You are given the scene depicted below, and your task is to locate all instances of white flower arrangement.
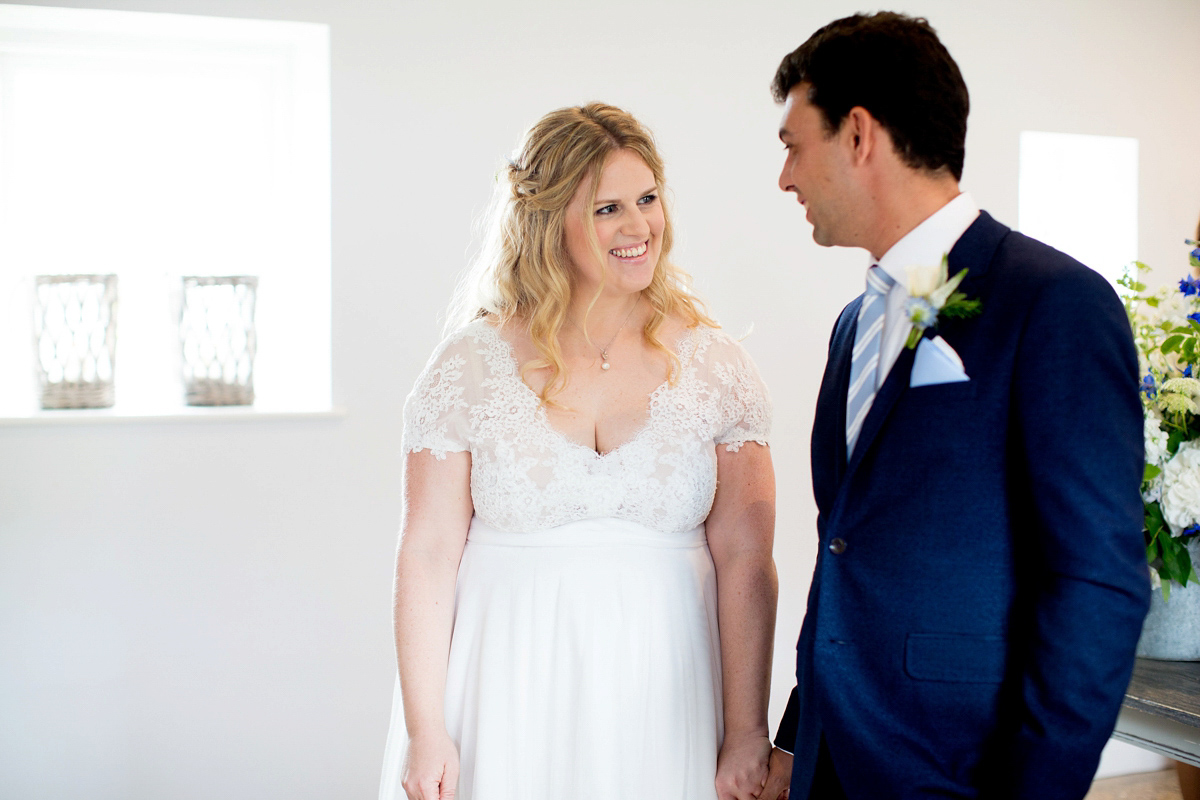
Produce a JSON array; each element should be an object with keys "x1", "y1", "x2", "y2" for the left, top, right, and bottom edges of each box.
[
  {"x1": 1143, "y1": 413, "x2": 1169, "y2": 504},
  {"x1": 1122, "y1": 239, "x2": 1200, "y2": 598},
  {"x1": 1161, "y1": 440, "x2": 1200, "y2": 534}
]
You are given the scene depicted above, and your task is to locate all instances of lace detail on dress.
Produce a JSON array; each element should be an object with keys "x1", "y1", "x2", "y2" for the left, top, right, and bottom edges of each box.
[
  {"x1": 402, "y1": 348, "x2": 469, "y2": 461},
  {"x1": 713, "y1": 357, "x2": 773, "y2": 452},
  {"x1": 402, "y1": 319, "x2": 772, "y2": 533}
]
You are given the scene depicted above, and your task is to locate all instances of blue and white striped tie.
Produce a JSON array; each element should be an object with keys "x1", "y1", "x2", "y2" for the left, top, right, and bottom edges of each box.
[{"x1": 846, "y1": 265, "x2": 895, "y2": 457}]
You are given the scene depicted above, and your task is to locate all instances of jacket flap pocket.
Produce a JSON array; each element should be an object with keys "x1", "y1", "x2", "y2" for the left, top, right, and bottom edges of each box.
[{"x1": 905, "y1": 633, "x2": 1006, "y2": 683}]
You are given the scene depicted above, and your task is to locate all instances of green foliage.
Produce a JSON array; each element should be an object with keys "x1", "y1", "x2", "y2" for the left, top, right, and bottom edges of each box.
[
  {"x1": 940, "y1": 294, "x2": 983, "y2": 319},
  {"x1": 1125, "y1": 254, "x2": 1200, "y2": 599},
  {"x1": 1162, "y1": 334, "x2": 1185, "y2": 354},
  {"x1": 1142, "y1": 502, "x2": 1197, "y2": 602}
]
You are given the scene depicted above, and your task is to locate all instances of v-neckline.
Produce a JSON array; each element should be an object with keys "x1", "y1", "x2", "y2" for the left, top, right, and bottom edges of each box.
[{"x1": 480, "y1": 321, "x2": 695, "y2": 459}]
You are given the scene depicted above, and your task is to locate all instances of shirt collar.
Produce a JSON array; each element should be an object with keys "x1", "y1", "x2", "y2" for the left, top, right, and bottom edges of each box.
[{"x1": 874, "y1": 192, "x2": 980, "y2": 292}]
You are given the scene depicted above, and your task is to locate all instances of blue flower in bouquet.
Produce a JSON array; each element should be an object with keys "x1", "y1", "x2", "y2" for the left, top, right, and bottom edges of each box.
[{"x1": 1128, "y1": 241, "x2": 1200, "y2": 595}]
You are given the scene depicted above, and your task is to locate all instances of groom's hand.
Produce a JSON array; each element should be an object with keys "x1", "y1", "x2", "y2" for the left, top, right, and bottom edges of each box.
[
  {"x1": 759, "y1": 747, "x2": 793, "y2": 800},
  {"x1": 715, "y1": 730, "x2": 772, "y2": 799}
]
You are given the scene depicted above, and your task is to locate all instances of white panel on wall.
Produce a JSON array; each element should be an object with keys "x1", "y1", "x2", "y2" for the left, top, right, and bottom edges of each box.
[
  {"x1": 1018, "y1": 131, "x2": 1138, "y2": 286},
  {"x1": 0, "y1": 4, "x2": 331, "y2": 416}
]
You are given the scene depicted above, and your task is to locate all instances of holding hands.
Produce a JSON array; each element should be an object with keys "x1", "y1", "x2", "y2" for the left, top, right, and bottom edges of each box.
[
  {"x1": 758, "y1": 747, "x2": 793, "y2": 800},
  {"x1": 402, "y1": 731, "x2": 459, "y2": 800},
  {"x1": 715, "y1": 735, "x2": 793, "y2": 800},
  {"x1": 714, "y1": 731, "x2": 772, "y2": 800}
]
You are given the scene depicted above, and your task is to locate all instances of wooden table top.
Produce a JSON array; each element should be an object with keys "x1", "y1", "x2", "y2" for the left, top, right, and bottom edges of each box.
[{"x1": 1123, "y1": 658, "x2": 1200, "y2": 729}]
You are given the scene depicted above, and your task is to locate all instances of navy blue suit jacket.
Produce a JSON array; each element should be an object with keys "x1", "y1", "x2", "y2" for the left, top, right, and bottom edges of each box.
[{"x1": 775, "y1": 212, "x2": 1150, "y2": 799}]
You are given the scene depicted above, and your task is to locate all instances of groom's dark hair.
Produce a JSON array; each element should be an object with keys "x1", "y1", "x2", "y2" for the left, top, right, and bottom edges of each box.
[{"x1": 772, "y1": 12, "x2": 969, "y2": 181}]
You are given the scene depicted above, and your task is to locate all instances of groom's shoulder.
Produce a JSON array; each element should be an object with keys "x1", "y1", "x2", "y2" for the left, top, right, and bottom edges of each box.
[{"x1": 973, "y1": 211, "x2": 1117, "y2": 304}]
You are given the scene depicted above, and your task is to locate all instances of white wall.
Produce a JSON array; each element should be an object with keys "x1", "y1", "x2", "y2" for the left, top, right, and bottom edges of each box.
[{"x1": 1, "y1": 0, "x2": 1197, "y2": 796}]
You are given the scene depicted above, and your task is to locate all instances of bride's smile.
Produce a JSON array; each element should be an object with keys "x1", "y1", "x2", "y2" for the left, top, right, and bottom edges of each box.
[{"x1": 563, "y1": 148, "x2": 664, "y2": 299}]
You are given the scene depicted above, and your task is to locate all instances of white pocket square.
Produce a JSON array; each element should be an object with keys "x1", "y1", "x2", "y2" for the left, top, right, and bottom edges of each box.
[{"x1": 910, "y1": 335, "x2": 970, "y2": 387}]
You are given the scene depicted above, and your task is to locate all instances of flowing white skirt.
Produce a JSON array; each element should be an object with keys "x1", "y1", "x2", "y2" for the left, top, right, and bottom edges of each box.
[{"x1": 380, "y1": 516, "x2": 723, "y2": 800}]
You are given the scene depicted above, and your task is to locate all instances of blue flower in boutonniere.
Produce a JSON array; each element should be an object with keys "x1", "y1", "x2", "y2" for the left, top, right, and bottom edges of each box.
[
  {"x1": 902, "y1": 253, "x2": 983, "y2": 349},
  {"x1": 1178, "y1": 273, "x2": 1200, "y2": 296}
]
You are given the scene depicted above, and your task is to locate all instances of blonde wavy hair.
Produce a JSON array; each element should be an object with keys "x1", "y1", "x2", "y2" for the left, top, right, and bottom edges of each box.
[{"x1": 447, "y1": 102, "x2": 716, "y2": 404}]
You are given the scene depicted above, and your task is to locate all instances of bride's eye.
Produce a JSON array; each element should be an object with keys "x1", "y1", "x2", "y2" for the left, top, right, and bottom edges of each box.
[
  {"x1": 595, "y1": 204, "x2": 617, "y2": 216},
  {"x1": 637, "y1": 193, "x2": 658, "y2": 206}
]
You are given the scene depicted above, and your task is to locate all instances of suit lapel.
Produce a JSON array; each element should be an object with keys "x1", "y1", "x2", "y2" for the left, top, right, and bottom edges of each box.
[
  {"x1": 947, "y1": 210, "x2": 1006, "y2": 289},
  {"x1": 834, "y1": 211, "x2": 1009, "y2": 491},
  {"x1": 811, "y1": 298, "x2": 860, "y2": 508},
  {"x1": 828, "y1": 303, "x2": 858, "y2": 481}
]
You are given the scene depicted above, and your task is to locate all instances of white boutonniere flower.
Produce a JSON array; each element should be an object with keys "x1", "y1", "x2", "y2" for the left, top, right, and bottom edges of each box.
[{"x1": 903, "y1": 254, "x2": 982, "y2": 349}]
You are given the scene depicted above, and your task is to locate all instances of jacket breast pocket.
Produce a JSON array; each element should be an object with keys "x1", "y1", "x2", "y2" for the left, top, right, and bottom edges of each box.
[
  {"x1": 905, "y1": 632, "x2": 1007, "y2": 683},
  {"x1": 906, "y1": 380, "x2": 978, "y2": 402}
]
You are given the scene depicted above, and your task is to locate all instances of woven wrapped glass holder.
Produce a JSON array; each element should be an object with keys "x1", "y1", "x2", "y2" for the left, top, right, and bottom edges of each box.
[
  {"x1": 33, "y1": 274, "x2": 118, "y2": 409},
  {"x1": 179, "y1": 275, "x2": 258, "y2": 406}
]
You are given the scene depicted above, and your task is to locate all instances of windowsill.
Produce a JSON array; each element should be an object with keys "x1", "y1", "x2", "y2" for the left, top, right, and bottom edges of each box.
[{"x1": 0, "y1": 406, "x2": 347, "y2": 426}]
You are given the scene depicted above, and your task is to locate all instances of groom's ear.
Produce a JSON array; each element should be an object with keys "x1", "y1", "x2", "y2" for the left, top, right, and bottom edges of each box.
[{"x1": 843, "y1": 106, "x2": 878, "y2": 166}]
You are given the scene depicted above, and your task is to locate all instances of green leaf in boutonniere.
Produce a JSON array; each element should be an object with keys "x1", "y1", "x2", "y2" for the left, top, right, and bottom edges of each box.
[
  {"x1": 940, "y1": 293, "x2": 983, "y2": 319},
  {"x1": 903, "y1": 253, "x2": 983, "y2": 349}
]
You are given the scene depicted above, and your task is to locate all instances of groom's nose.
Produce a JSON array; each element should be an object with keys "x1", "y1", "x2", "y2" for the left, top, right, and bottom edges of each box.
[{"x1": 779, "y1": 162, "x2": 795, "y2": 194}]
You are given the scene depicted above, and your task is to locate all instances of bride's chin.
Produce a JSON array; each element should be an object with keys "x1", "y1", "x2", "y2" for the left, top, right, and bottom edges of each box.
[
  {"x1": 611, "y1": 263, "x2": 658, "y2": 295},
  {"x1": 611, "y1": 279, "x2": 653, "y2": 299}
]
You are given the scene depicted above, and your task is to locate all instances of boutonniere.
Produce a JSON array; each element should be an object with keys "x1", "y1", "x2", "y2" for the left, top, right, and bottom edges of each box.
[{"x1": 903, "y1": 254, "x2": 983, "y2": 349}]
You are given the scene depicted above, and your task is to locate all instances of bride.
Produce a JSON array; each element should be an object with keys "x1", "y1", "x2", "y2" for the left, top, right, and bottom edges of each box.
[{"x1": 380, "y1": 103, "x2": 778, "y2": 800}]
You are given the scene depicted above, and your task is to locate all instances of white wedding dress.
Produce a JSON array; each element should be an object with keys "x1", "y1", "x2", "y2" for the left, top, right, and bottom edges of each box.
[{"x1": 379, "y1": 319, "x2": 771, "y2": 800}]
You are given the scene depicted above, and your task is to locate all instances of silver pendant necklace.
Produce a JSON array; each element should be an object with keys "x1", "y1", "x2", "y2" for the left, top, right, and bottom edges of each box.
[{"x1": 570, "y1": 298, "x2": 640, "y2": 371}]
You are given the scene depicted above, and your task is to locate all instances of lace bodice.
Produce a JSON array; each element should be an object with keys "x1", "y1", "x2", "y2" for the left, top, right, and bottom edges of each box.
[{"x1": 402, "y1": 319, "x2": 771, "y2": 534}]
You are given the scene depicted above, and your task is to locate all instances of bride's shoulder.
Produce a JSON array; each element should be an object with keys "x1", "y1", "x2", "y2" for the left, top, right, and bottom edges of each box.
[
  {"x1": 417, "y1": 315, "x2": 514, "y2": 374},
  {"x1": 681, "y1": 322, "x2": 757, "y2": 364},
  {"x1": 443, "y1": 315, "x2": 499, "y2": 342},
  {"x1": 436, "y1": 315, "x2": 509, "y2": 348}
]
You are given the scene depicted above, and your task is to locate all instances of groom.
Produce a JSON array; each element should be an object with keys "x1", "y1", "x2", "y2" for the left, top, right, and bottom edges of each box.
[{"x1": 762, "y1": 12, "x2": 1150, "y2": 800}]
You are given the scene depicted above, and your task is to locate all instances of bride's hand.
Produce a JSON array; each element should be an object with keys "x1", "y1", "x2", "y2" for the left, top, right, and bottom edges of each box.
[
  {"x1": 402, "y1": 731, "x2": 459, "y2": 800},
  {"x1": 715, "y1": 730, "x2": 772, "y2": 800}
]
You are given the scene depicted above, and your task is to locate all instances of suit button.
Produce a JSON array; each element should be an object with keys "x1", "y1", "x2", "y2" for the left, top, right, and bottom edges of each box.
[{"x1": 829, "y1": 538, "x2": 847, "y2": 555}]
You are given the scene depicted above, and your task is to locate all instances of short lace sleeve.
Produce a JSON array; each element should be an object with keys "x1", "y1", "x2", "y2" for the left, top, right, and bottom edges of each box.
[
  {"x1": 706, "y1": 332, "x2": 772, "y2": 452},
  {"x1": 402, "y1": 328, "x2": 482, "y2": 460}
]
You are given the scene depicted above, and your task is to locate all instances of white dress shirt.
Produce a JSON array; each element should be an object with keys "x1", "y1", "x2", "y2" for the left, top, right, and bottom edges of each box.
[{"x1": 872, "y1": 192, "x2": 981, "y2": 390}]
